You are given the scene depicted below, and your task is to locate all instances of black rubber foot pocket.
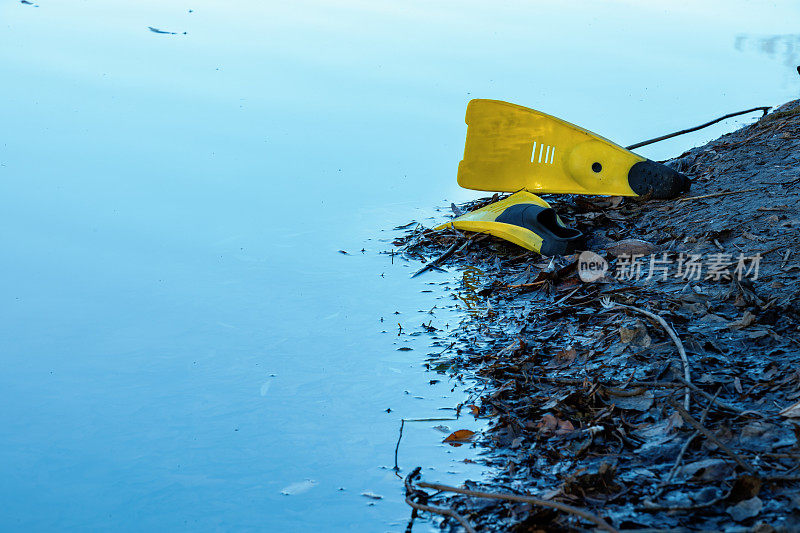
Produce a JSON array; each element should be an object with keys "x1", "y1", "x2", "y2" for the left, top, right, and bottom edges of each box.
[{"x1": 627, "y1": 159, "x2": 691, "y2": 199}]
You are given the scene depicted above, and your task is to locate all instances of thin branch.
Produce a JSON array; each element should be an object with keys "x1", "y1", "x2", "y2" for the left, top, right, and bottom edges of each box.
[
  {"x1": 639, "y1": 493, "x2": 727, "y2": 513},
  {"x1": 416, "y1": 481, "x2": 620, "y2": 533},
  {"x1": 662, "y1": 388, "x2": 721, "y2": 486},
  {"x1": 761, "y1": 475, "x2": 800, "y2": 482},
  {"x1": 600, "y1": 298, "x2": 691, "y2": 411},
  {"x1": 676, "y1": 189, "x2": 758, "y2": 202},
  {"x1": 393, "y1": 419, "x2": 404, "y2": 475},
  {"x1": 625, "y1": 106, "x2": 771, "y2": 150},
  {"x1": 674, "y1": 377, "x2": 748, "y2": 415},
  {"x1": 404, "y1": 497, "x2": 475, "y2": 533},
  {"x1": 670, "y1": 400, "x2": 755, "y2": 474},
  {"x1": 404, "y1": 468, "x2": 475, "y2": 533},
  {"x1": 411, "y1": 235, "x2": 474, "y2": 278}
]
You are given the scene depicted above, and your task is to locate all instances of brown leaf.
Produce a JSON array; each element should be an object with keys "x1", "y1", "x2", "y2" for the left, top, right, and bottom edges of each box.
[
  {"x1": 444, "y1": 429, "x2": 475, "y2": 443},
  {"x1": 619, "y1": 320, "x2": 651, "y2": 347},
  {"x1": 729, "y1": 311, "x2": 756, "y2": 330},
  {"x1": 536, "y1": 413, "x2": 558, "y2": 433},
  {"x1": 727, "y1": 475, "x2": 761, "y2": 504},
  {"x1": 467, "y1": 405, "x2": 480, "y2": 417},
  {"x1": 556, "y1": 419, "x2": 575, "y2": 435},
  {"x1": 545, "y1": 348, "x2": 577, "y2": 369},
  {"x1": 605, "y1": 238, "x2": 658, "y2": 257},
  {"x1": 536, "y1": 414, "x2": 574, "y2": 436}
]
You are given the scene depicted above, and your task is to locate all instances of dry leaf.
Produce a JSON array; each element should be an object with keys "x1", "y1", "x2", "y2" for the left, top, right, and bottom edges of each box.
[
  {"x1": 727, "y1": 496, "x2": 763, "y2": 522},
  {"x1": 614, "y1": 390, "x2": 655, "y2": 411},
  {"x1": 730, "y1": 311, "x2": 756, "y2": 330},
  {"x1": 779, "y1": 400, "x2": 800, "y2": 418},
  {"x1": 444, "y1": 429, "x2": 475, "y2": 443},
  {"x1": 619, "y1": 321, "x2": 651, "y2": 347},
  {"x1": 536, "y1": 414, "x2": 574, "y2": 436},
  {"x1": 468, "y1": 404, "x2": 480, "y2": 417},
  {"x1": 605, "y1": 238, "x2": 658, "y2": 257},
  {"x1": 545, "y1": 348, "x2": 577, "y2": 369}
]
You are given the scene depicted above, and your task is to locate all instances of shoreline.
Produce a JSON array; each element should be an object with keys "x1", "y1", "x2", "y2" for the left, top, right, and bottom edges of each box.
[{"x1": 396, "y1": 99, "x2": 800, "y2": 531}]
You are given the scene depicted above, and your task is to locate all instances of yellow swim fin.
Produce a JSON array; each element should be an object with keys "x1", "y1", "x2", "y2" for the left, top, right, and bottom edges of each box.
[
  {"x1": 436, "y1": 191, "x2": 582, "y2": 255},
  {"x1": 457, "y1": 99, "x2": 690, "y2": 198}
]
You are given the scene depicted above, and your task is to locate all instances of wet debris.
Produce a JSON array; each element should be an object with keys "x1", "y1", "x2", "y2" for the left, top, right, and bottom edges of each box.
[
  {"x1": 393, "y1": 100, "x2": 800, "y2": 531},
  {"x1": 147, "y1": 26, "x2": 187, "y2": 35}
]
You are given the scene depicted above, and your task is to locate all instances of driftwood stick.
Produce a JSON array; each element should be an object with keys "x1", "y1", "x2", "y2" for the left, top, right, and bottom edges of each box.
[
  {"x1": 670, "y1": 400, "x2": 755, "y2": 474},
  {"x1": 416, "y1": 481, "x2": 620, "y2": 533},
  {"x1": 625, "y1": 106, "x2": 770, "y2": 150},
  {"x1": 404, "y1": 468, "x2": 475, "y2": 533},
  {"x1": 411, "y1": 239, "x2": 463, "y2": 278},
  {"x1": 403, "y1": 497, "x2": 475, "y2": 533},
  {"x1": 600, "y1": 298, "x2": 691, "y2": 411},
  {"x1": 411, "y1": 234, "x2": 475, "y2": 278}
]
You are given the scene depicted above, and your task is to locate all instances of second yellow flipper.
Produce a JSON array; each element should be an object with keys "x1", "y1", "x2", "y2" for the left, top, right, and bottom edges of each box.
[
  {"x1": 436, "y1": 191, "x2": 582, "y2": 255},
  {"x1": 457, "y1": 99, "x2": 690, "y2": 198}
]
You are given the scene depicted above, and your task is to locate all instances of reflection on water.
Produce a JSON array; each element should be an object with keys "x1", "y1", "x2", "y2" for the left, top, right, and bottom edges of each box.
[
  {"x1": 735, "y1": 33, "x2": 800, "y2": 67},
  {"x1": 1, "y1": 0, "x2": 799, "y2": 531},
  {"x1": 457, "y1": 266, "x2": 485, "y2": 312}
]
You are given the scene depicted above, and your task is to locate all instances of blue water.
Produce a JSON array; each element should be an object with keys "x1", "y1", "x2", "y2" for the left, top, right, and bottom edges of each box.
[{"x1": 1, "y1": 1, "x2": 798, "y2": 530}]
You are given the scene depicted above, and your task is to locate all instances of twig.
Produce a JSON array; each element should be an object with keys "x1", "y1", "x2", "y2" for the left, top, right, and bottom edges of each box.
[
  {"x1": 639, "y1": 493, "x2": 727, "y2": 513},
  {"x1": 506, "y1": 280, "x2": 548, "y2": 289},
  {"x1": 761, "y1": 475, "x2": 800, "y2": 482},
  {"x1": 676, "y1": 189, "x2": 758, "y2": 202},
  {"x1": 625, "y1": 106, "x2": 770, "y2": 150},
  {"x1": 393, "y1": 420, "x2": 404, "y2": 475},
  {"x1": 662, "y1": 388, "x2": 721, "y2": 486},
  {"x1": 404, "y1": 468, "x2": 475, "y2": 533},
  {"x1": 674, "y1": 377, "x2": 748, "y2": 415},
  {"x1": 411, "y1": 235, "x2": 473, "y2": 278},
  {"x1": 532, "y1": 376, "x2": 683, "y2": 389},
  {"x1": 600, "y1": 298, "x2": 691, "y2": 411},
  {"x1": 416, "y1": 481, "x2": 620, "y2": 533},
  {"x1": 548, "y1": 286, "x2": 583, "y2": 308},
  {"x1": 670, "y1": 400, "x2": 755, "y2": 474},
  {"x1": 393, "y1": 418, "x2": 458, "y2": 477}
]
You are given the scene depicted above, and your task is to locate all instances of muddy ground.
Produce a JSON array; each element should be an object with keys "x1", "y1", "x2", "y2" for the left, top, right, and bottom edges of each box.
[{"x1": 395, "y1": 100, "x2": 800, "y2": 532}]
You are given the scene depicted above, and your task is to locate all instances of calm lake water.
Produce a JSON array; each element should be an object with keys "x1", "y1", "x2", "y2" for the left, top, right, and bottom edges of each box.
[{"x1": 1, "y1": 1, "x2": 798, "y2": 530}]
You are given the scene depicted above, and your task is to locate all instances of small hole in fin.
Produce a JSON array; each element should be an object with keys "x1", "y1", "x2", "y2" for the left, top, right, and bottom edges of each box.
[{"x1": 591, "y1": 162, "x2": 602, "y2": 173}]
